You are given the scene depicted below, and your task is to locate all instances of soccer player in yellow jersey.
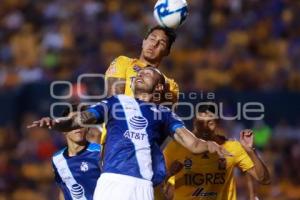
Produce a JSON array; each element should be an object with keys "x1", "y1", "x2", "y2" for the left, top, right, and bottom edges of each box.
[
  {"x1": 105, "y1": 26, "x2": 178, "y2": 100},
  {"x1": 164, "y1": 105, "x2": 270, "y2": 200},
  {"x1": 103, "y1": 26, "x2": 179, "y2": 145}
]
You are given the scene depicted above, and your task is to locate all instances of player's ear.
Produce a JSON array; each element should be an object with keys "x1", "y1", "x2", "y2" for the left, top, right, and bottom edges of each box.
[{"x1": 154, "y1": 83, "x2": 164, "y2": 92}]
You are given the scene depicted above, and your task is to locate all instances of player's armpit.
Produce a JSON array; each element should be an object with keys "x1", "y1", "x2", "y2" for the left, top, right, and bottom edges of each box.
[{"x1": 106, "y1": 77, "x2": 126, "y2": 96}]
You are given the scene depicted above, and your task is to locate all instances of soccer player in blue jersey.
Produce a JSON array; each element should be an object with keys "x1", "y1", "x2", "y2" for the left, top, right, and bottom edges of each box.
[
  {"x1": 28, "y1": 67, "x2": 231, "y2": 200},
  {"x1": 51, "y1": 105, "x2": 101, "y2": 200}
]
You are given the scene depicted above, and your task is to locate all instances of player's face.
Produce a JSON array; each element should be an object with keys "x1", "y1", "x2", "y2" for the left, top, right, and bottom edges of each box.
[
  {"x1": 194, "y1": 111, "x2": 217, "y2": 140},
  {"x1": 142, "y1": 30, "x2": 169, "y2": 62},
  {"x1": 64, "y1": 112, "x2": 88, "y2": 143},
  {"x1": 66, "y1": 127, "x2": 88, "y2": 143},
  {"x1": 134, "y1": 68, "x2": 160, "y2": 93}
]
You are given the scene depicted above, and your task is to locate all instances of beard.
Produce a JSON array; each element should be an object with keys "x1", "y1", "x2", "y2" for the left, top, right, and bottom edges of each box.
[
  {"x1": 193, "y1": 121, "x2": 215, "y2": 140},
  {"x1": 195, "y1": 129, "x2": 214, "y2": 140}
]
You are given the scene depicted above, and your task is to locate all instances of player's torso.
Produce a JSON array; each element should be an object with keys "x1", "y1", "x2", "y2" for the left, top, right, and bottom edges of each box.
[
  {"x1": 168, "y1": 141, "x2": 238, "y2": 200},
  {"x1": 53, "y1": 145, "x2": 101, "y2": 200},
  {"x1": 103, "y1": 96, "x2": 168, "y2": 181}
]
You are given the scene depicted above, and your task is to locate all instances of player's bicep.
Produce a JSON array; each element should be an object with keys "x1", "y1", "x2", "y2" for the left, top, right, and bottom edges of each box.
[
  {"x1": 106, "y1": 77, "x2": 126, "y2": 96},
  {"x1": 234, "y1": 143, "x2": 254, "y2": 172}
]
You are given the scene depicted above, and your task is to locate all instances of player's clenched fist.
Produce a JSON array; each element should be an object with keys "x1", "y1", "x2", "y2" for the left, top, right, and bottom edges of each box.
[
  {"x1": 207, "y1": 141, "x2": 232, "y2": 158},
  {"x1": 240, "y1": 129, "x2": 254, "y2": 151}
]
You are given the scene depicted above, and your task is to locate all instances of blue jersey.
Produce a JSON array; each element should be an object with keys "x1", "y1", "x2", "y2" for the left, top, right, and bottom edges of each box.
[
  {"x1": 52, "y1": 142, "x2": 101, "y2": 200},
  {"x1": 87, "y1": 95, "x2": 184, "y2": 185}
]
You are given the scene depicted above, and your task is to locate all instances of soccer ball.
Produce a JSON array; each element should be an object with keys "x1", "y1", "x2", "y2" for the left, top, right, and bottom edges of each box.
[{"x1": 154, "y1": 0, "x2": 188, "y2": 29}]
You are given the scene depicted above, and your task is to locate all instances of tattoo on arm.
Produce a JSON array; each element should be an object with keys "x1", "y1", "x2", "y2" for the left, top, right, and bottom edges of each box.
[
  {"x1": 107, "y1": 77, "x2": 126, "y2": 97},
  {"x1": 53, "y1": 111, "x2": 98, "y2": 132}
]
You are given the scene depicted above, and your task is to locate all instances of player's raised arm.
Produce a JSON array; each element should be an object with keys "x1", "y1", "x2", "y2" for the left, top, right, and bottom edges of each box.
[
  {"x1": 27, "y1": 99, "x2": 111, "y2": 132},
  {"x1": 26, "y1": 110, "x2": 98, "y2": 132},
  {"x1": 173, "y1": 127, "x2": 232, "y2": 157},
  {"x1": 240, "y1": 129, "x2": 271, "y2": 185}
]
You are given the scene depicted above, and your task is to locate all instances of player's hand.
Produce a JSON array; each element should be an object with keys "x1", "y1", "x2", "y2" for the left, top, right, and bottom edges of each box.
[
  {"x1": 27, "y1": 117, "x2": 57, "y2": 129},
  {"x1": 240, "y1": 129, "x2": 254, "y2": 151},
  {"x1": 207, "y1": 141, "x2": 232, "y2": 157}
]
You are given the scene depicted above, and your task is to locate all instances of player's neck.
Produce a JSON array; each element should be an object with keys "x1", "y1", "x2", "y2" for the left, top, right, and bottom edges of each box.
[
  {"x1": 139, "y1": 55, "x2": 160, "y2": 67},
  {"x1": 67, "y1": 140, "x2": 87, "y2": 157}
]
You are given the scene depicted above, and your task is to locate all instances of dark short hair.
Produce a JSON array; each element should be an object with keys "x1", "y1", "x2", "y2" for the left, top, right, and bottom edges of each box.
[
  {"x1": 144, "y1": 26, "x2": 177, "y2": 52},
  {"x1": 61, "y1": 104, "x2": 89, "y2": 117},
  {"x1": 197, "y1": 104, "x2": 216, "y2": 114}
]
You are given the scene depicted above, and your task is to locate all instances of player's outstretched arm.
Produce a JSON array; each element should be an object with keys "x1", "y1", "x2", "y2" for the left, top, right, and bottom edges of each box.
[
  {"x1": 240, "y1": 129, "x2": 271, "y2": 185},
  {"x1": 173, "y1": 127, "x2": 232, "y2": 157},
  {"x1": 27, "y1": 111, "x2": 98, "y2": 132}
]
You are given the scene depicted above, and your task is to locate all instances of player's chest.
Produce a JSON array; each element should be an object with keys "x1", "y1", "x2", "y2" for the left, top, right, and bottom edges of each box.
[
  {"x1": 180, "y1": 153, "x2": 235, "y2": 172},
  {"x1": 57, "y1": 157, "x2": 100, "y2": 180}
]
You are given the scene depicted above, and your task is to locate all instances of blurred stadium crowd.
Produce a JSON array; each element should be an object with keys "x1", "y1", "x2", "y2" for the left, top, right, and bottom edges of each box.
[{"x1": 0, "y1": 0, "x2": 299, "y2": 199}]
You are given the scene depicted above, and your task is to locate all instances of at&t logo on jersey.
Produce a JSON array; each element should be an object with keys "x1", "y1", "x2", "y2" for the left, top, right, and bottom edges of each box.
[
  {"x1": 70, "y1": 183, "x2": 85, "y2": 199},
  {"x1": 124, "y1": 116, "x2": 148, "y2": 141},
  {"x1": 80, "y1": 162, "x2": 89, "y2": 172},
  {"x1": 129, "y1": 116, "x2": 148, "y2": 130}
]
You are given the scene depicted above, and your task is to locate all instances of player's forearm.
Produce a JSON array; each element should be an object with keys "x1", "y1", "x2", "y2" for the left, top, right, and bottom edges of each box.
[
  {"x1": 58, "y1": 189, "x2": 65, "y2": 200},
  {"x1": 246, "y1": 174, "x2": 256, "y2": 200},
  {"x1": 174, "y1": 128, "x2": 208, "y2": 154},
  {"x1": 246, "y1": 149, "x2": 271, "y2": 184},
  {"x1": 190, "y1": 139, "x2": 209, "y2": 154},
  {"x1": 53, "y1": 111, "x2": 97, "y2": 132}
]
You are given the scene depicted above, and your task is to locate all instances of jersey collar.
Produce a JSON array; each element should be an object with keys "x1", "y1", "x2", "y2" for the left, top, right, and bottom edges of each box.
[{"x1": 63, "y1": 142, "x2": 90, "y2": 159}]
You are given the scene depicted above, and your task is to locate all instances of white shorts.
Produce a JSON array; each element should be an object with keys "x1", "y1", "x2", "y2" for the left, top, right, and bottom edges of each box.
[{"x1": 93, "y1": 173, "x2": 154, "y2": 200}]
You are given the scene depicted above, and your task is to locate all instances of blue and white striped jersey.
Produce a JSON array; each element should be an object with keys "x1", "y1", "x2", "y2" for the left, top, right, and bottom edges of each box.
[
  {"x1": 87, "y1": 95, "x2": 184, "y2": 186},
  {"x1": 52, "y1": 142, "x2": 101, "y2": 200}
]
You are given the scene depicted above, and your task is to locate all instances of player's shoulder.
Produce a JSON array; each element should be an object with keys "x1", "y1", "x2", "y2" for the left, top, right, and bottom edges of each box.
[
  {"x1": 52, "y1": 147, "x2": 67, "y2": 159},
  {"x1": 223, "y1": 139, "x2": 243, "y2": 150},
  {"x1": 114, "y1": 94, "x2": 135, "y2": 101},
  {"x1": 86, "y1": 142, "x2": 101, "y2": 152},
  {"x1": 114, "y1": 55, "x2": 134, "y2": 65},
  {"x1": 157, "y1": 104, "x2": 171, "y2": 112}
]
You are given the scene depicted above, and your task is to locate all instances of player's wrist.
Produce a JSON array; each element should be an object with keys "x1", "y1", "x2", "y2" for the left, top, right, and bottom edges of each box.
[{"x1": 245, "y1": 146, "x2": 256, "y2": 153}]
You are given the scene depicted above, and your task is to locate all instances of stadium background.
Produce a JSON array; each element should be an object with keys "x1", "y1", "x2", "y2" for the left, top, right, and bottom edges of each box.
[{"x1": 0, "y1": 0, "x2": 299, "y2": 199}]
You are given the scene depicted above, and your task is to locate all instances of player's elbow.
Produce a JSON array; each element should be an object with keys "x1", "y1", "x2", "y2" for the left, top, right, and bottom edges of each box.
[
  {"x1": 258, "y1": 173, "x2": 271, "y2": 185},
  {"x1": 253, "y1": 172, "x2": 271, "y2": 185}
]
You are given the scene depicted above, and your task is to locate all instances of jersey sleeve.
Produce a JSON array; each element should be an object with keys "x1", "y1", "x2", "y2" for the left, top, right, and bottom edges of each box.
[
  {"x1": 105, "y1": 56, "x2": 129, "y2": 79},
  {"x1": 161, "y1": 107, "x2": 185, "y2": 136},
  {"x1": 87, "y1": 97, "x2": 113, "y2": 124},
  {"x1": 233, "y1": 141, "x2": 254, "y2": 172}
]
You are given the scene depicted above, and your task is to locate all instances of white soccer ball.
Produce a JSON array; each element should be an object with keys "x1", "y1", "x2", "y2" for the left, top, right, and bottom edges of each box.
[{"x1": 154, "y1": 0, "x2": 188, "y2": 29}]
